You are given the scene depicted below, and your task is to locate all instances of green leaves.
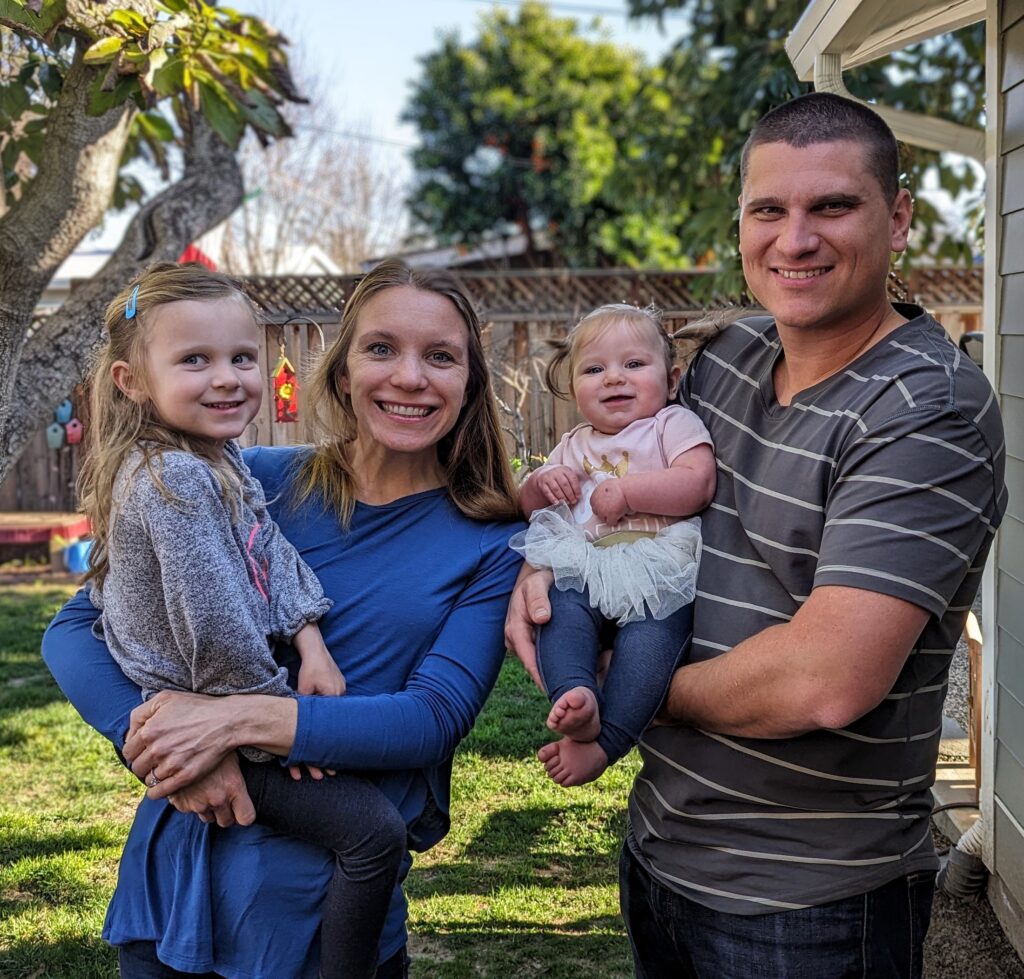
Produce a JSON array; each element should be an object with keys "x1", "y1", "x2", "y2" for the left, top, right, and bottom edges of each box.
[
  {"x1": 81, "y1": 36, "x2": 124, "y2": 66},
  {"x1": 622, "y1": 1, "x2": 985, "y2": 282},
  {"x1": 404, "y1": 1, "x2": 673, "y2": 266},
  {"x1": 406, "y1": 0, "x2": 984, "y2": 278},
  {"x1": 0, "y1": 1, "x2": 303, "y2": 212},
  {"x1": 0, "y1": 0, "x2": 69, "y2": 40},
  {"x1": 0, "y1": 2, "x2": 302, "y2": 148}
]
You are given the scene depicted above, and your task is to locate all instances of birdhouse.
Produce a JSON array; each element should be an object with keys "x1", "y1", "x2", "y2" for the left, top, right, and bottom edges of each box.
[
  {"x1": 273, "y1": 348, "x2": 299, "y2": 424},
  {"x1": 46, "y1": 422, "x2": 65, "y2": 449},
  {"x1": 55, "y1": 399, "x2": 73, "y2": 424},
  {"x1": 65, "y1": 418, "x2": 84, "y2": 445}
]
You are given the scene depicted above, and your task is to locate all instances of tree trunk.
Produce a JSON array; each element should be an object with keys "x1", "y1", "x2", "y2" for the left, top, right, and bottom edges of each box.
[{"x1": 0, "y1": 107, "x2": 244, "y2": 485}]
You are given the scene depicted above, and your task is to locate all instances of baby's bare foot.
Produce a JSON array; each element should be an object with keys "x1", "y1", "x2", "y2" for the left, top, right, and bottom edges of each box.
[
  {"x1": 538, "y1": 738, "x2": 610, "y2": 786},
  {"x1": 547, "y1": 686, "x2": 600, "y2": 741}
]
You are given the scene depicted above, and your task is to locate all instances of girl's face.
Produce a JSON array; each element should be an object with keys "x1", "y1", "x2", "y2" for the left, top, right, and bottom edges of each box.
[
  {"x1": 571, "y1": 320, "x2": 680, "y2": 436},
  {"x1": 341, "y1": 285, "x2": 470, "y2": 467},
  {"x1": 114, "y1": 297, "x2": 263, "y2": 445}
]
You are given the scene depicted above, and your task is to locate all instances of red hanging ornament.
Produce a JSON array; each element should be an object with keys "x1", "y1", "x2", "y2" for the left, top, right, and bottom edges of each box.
[
  {"x1": 65, "y1": 418, "x2": 84, "y2": 445},
  {"x1": 272, "y1": 344, "x2": 299, "y2": 423}
]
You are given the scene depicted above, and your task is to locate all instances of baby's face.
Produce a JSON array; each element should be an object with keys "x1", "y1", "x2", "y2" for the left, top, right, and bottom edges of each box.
[{"x1": 571, "y1": 320, "x2": 677, "y2": 435}]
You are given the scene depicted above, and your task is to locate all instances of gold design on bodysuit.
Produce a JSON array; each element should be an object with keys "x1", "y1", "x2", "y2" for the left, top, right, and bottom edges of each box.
[{"x1": 582, "y1": 451, "x2": 630, "y2": 478}]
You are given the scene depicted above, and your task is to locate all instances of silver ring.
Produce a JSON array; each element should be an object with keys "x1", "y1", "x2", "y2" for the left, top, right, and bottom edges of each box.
[{"x1": 146, "y1": 771, "x2": 161, "y2": 788}]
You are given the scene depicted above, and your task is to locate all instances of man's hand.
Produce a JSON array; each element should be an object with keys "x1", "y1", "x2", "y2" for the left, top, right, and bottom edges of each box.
[
  {"x1": 532, "y1": 466, "x2": 580, "y2": 507},
  {"x1": 590, "y1": 479, "x2": 629, "y2": 525},
  {"x1": 124, "y1": 690, "x2": 239, "y2": 798},
  {"x1": 167, "y1": 753, "x2": 256, "y2": 828},
  {"x1": 504, "y1": 564, "x2": 554, "y2": 691}
]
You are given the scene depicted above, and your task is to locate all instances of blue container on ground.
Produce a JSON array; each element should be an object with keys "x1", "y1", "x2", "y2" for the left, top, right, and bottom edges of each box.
[{"x1": 64, "y1": 539, "x2": 93, "y2": 574}]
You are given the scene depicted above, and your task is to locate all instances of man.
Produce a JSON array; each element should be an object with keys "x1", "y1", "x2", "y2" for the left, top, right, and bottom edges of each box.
[{"x1": 506, "y1": 92, "x2": 1007, "y2": 978}]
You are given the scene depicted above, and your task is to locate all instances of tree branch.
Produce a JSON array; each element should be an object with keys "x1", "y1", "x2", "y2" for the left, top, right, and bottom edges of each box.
[{"x1": 0, "y1": 48, "x2": 133, "y2": 314}]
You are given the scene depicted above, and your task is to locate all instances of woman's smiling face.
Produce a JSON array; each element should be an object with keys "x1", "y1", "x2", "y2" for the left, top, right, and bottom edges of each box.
[{"x1": 342, "y1": 285, "x2": 470, "y2": 467}]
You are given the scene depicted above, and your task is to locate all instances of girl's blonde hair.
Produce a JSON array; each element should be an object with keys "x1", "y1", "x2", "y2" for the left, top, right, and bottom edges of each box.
[
  {"x1": 78, "y1": 262, "x2": 258, "y2": 587},
  {"x1": 294, "y1": 258, "x2": 520, "y2": 527},
  {"x1": 545, "y1": 303, "x2": 676, "y2": 400}
]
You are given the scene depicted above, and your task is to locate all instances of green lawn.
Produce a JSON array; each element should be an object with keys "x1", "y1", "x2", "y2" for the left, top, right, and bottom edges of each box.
[{"x1": 0, "y1": 581, "x2": 637, "y2": 978}]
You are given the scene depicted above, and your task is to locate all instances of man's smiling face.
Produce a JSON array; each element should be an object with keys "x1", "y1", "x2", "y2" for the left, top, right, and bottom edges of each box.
[{"x1": 738, "y1": 139, "x2": 912, "y2": 336}]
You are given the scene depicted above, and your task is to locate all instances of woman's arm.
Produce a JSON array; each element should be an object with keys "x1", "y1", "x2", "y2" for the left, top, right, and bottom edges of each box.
[
  {"x1": 42, "y1": 589, "x2": 141, "y2": 753},
  {"x1": 44, "y1": 591, "x2": 257, "y2": 825}
]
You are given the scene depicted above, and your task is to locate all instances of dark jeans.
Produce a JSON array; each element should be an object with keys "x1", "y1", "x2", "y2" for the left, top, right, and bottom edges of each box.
[
  {"x1": 117, "y1": 940, "x2": 411, "y2": 978},
  {"x1": 536, "y1": 585, "x2": 693, "y2": 763},
  {"x1": 618, "y1": 841, "x2": 935, "y2": 979},
  {"x1": 238, "y1": 757, "x2": 407, "y2": 979}
]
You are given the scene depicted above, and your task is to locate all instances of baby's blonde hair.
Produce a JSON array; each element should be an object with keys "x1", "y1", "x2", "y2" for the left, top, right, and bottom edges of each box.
[
  {"x1": 78, "y1": 262, "x2": 259, "y2": 587},
  {"x1": 545, "y1": 303, "x2": 676, "y2": 400}
]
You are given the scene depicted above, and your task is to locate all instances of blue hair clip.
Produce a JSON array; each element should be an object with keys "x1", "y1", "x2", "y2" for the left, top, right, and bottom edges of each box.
[{"x1": 126, "y1": 284, "x2": 140, "y2": 320}]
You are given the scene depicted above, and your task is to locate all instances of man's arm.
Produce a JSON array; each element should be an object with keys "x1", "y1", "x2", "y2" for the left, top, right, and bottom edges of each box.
[
  {"x1": 504, "y1": 563, "x2": 554, "y2": 691},
  {"x1": 662, "y1": 584, "x2": 929, "y2": 738}
]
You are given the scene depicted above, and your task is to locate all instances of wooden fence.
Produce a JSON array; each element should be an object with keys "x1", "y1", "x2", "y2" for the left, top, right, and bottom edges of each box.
[
  {"x1": 1, "y1": 313, "x2": 710, "y2": 513},
  {"x1": 1, "y1": 264, "x2": 981, "y2": 513}
]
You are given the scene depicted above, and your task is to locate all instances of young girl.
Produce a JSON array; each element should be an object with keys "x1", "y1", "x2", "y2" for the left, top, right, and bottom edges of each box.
[
  {"x1": 512, "y1": 304, "x2": 716, "y2": 786},
  {"x1": 78, "y1": 262, "x2": 406, "y2": 979}
]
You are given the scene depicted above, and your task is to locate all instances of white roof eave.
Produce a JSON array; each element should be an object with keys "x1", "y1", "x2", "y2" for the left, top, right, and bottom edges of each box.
[
  {"x1": 786, "y1": 0, "x2": 986, "y2": 161},
  {"x1": 787, "y1": 0, "x2": 986, "y2": 81}
]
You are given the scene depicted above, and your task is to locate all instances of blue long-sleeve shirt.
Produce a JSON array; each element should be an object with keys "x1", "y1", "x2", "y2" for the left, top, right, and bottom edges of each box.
[{"x1": 43, "y1": 445, "x2": 523, "y2": 978}]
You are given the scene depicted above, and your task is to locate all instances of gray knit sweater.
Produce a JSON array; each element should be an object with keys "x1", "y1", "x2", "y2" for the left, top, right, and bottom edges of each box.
[{"x1": 90, "y1": 441, "x2": 331, "y2": 700}]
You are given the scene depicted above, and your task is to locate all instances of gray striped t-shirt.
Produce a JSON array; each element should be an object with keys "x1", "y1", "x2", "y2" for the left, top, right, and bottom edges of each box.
[{"x1": 629, "y1": 306, "x2": 1007, "y2": 914}]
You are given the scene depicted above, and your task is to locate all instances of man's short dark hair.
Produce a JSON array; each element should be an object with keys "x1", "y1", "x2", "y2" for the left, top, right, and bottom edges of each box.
[{"x1": 740, "y1": 92, "x2": 901, "y2": 203}]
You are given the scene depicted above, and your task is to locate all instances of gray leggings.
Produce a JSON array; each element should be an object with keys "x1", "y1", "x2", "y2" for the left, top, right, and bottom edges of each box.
[
  {"x1": 239, "y1": 756, "x2": 407, "y2": 979},
  {"x1": 536, "y1": 585, "x2": 693, "y2": 764}
]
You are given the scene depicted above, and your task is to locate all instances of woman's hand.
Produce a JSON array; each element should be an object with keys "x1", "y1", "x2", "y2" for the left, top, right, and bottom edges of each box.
[
  {"x1": 124, "y1": 690, "x2": 244, "y2": 798},
  {"x1": 167, "y1": 753, "x2": 257, "y2": 828},
  {"x1": 503, "y1": 563, "x2": 554, "y2": 691}
]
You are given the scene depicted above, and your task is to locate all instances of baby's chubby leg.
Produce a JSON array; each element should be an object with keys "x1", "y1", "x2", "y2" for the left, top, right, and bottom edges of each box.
[
  {"x1": 536, "y1": 585, "x2": 607, "y2": 742},
  {"x1": 538, "y1": 738, "x2": 609, "y2": 786},
  {"x1": 547, "y1": 686, "x2": 601, "y2": 741}
]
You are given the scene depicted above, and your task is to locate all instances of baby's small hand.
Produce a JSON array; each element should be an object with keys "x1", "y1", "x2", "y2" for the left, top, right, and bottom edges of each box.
[
  {"x1": 297, "y1": 655, "x2": 347, "y2": 697},
  {"x1": 590, "y1": 479, "x2": 629, "y2": 525},
  {"x1": 534, "y1": 465, "x2": 580, "y2": 506}
]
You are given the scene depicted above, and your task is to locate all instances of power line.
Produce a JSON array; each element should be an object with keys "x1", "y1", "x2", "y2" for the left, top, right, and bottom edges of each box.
[
  {"x1": 447, "y1": 0, "x2": 686, "y2": 18},
  {"x1": 293, "y1": 123, "x2": 417, "y2": 149}
]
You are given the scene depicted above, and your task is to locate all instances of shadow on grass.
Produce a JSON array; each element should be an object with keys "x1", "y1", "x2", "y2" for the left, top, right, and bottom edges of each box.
[
  {"x1": 409, "y1": 918, "x2": 633, "y2": 979},
  {"x1": 1, "y1": 822, "x2": 124, "y2": 865},
  {"x1": 459, "y1": 659, "x2": 558, "y2": 761},
  {"x1": 409, "y1": 804, "x2": 626, "y2": 897},
  {"x1": 0, "y1": 681, "x2": 72, "y2": 746},
  {"x1": 0, "y1": 667, "x2": 66, "y2": 716},
  {"x1": 0, "y1": 934, "x2": 117, "y2": 979},
  {"x1": 0, "y1": 859, "x2": 98, "y2": 913}
]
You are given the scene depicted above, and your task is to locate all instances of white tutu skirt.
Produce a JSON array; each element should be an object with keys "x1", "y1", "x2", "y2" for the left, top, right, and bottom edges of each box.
[{"x1": 510, "y1": 503, "x2": 701, "y2": 626}]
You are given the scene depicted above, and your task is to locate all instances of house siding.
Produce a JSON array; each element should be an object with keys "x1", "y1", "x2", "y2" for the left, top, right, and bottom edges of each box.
[{"x1": 994, "y1": 0, "x2": 1024, "y2": 936}]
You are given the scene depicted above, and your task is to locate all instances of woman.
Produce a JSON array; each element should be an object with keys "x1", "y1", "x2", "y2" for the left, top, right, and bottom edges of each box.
[{"x1": 42, "y1": 259, "x2": 523, "y2": 978}]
